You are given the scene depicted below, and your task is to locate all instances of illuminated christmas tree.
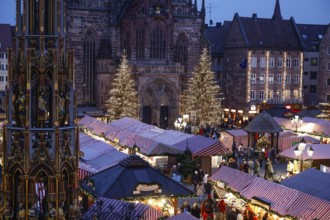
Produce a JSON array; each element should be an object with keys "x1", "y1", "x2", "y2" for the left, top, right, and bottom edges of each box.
[
  {"x1": 182, "y1": 48, "x2": 223, "y2": 126},
  {"x1": 106, "y1": 54, "x2": 138, "y2": 121}
]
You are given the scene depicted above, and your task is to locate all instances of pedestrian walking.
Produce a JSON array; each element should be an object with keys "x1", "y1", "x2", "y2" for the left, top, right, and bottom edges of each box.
[
  {"x1": 264, "y1": 158, "x2": 274, "y2": 180},
  {"x1": 180, "y1": 200, "x2": 191, "y2": 213},
  {"x1": 190, "y1": 202, "x2": 201, "y2": 219},
  {"x1": 196, "y1": 182, "x2": 205, "y2": 203},
  {"x1": 226, "y1": 207, "x2": 237, "y2": 220},
  {"x1": 201, "y1": 195, "x2": 215, "y2": 220},
  {"x1": 248, "y1": 159, "x2": 254, "y2": 175},
  {"x1": 214, "y1": 199, "x2": 226, "y2": 220},
  {"x1": 254, "y1": 159, "x2": 260, "y2": 177},
  {"x1": 242, "y1": 160, "x2": 249, "y2": 173}
]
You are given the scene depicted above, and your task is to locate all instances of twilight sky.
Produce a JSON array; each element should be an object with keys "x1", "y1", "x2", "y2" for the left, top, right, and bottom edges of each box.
[{"x1": 0, "y1": 0, "x2": 329, "y2": 26}]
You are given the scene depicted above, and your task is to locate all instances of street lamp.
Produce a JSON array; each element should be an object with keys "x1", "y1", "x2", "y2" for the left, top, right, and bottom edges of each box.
[
  {"x1": 291, "y1": 115, "x2": 302, "y2": 133},
  {"x1": 293, "y1": 138, "x2": 314, "y2": 173},
  {"x1": 174, "y1": 115, "x2": 187, "y2": 132}
]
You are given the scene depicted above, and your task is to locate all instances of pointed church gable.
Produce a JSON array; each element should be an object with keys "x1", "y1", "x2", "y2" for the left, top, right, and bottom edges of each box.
[{"x1": 224, "y1": 16, "x2": 248, "y2": 48}]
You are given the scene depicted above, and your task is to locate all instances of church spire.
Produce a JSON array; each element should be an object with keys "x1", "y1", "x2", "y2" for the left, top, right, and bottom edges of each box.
[
  {"x1": 201, "y1": 0, "x2": 205, "y2": 19},
  {"x1": 272, "y1": 0, "x2": 283, "y2": 20}
]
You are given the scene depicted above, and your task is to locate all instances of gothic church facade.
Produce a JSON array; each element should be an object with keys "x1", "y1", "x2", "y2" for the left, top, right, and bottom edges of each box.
[{"x1": 67, "y1": 0, "x2": 206, "y2": 128}]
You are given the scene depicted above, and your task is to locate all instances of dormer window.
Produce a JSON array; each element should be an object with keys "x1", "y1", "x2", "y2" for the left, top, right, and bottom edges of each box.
[{"x1": 155, "y1": 6, "x2": 161, "y2": 14}]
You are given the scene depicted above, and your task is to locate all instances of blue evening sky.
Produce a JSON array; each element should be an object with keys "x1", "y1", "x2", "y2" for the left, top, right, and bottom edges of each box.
[{"x1": 0, "y1": 0, "x2": 329, "y2": 26}]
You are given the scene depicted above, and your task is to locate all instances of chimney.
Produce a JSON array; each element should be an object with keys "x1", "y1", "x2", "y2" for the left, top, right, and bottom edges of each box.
[
  {"x1": 252, "y1": 13, "x2": 257, "y2": 20},
  {"x1": 216, "y1": 22, "x2": 222, "y2": 28}
]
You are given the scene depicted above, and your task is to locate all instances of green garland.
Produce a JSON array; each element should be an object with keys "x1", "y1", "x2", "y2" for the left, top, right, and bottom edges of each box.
[{"x1": 223, "y1": 187, "x2": 297, "y2": 219}]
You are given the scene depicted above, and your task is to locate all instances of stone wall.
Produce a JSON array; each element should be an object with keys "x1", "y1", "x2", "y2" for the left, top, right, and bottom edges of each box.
[{"x1": 318, "y1": 25, "x2": 330, "y2": 102}]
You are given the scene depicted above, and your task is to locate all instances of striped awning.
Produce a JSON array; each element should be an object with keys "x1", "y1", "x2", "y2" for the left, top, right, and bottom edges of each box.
[
  {"x1": 210, "y1": 166, "x2": 330, "y2": 219},
  {"x1": 78, "y1": 168, "x2": 93, "y2": 180},
  {"x1": 279, "y1": 135, "x2": 320, "y2": 151},
  {"x1": 193, "y1": 141, "x2": 229, "y2": 157},
  {"x1": 168, "y1": 211, "x2": 199, "y2": 220},
  {"x1": 80, "y1": 197, "x2": 163, "y2": 220}
]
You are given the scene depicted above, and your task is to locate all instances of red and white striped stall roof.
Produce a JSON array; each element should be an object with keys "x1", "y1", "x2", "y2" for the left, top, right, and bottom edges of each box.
[
  {"x1": 210, "y1": 166, "x2": 330, "y2": 219},
  {"x1": 79, "y1": 133, "x2": 128, "y2": 178},
  {"x1": 279, "y1": 135, "x2": 320, "y2": 151},
  {"x1": 168, "y1": 211, "x2": 199, "y2": 220},
  {"x1": 78, "y1": 116, "x2": 228, "y2": 157},
  {"x1": 210, "y1": 166, "x2": 257, "y2": 192},
  {"x1": 279, "y1": 144, "x2": 330, "y2": 160},
  {"x1": 193, "y1": 141, "x2": 229, "y2": 157},
  {"x1": 78, "y1": 116, "x2": 98, "y2": 130},
  {"x1": 81, "y1": 197, "x2": 163, "y2": 220}
]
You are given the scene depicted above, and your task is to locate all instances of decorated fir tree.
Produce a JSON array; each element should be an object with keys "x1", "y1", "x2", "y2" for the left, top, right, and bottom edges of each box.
[
  {"x1": 182, "y1": 48, "x2": 223, "y2": 127},
  {"x1": 106, "y1": 54, "x2": 138, "y2": 122}
]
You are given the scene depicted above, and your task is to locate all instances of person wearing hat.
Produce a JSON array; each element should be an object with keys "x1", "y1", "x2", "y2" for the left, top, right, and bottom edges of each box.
[
  {"x1": 226, "y1": 206, "x2": 237, "y2": 220},
  {"x1": 201, "y1": 195, "x2": 215, "y2": 220},
  {"x1": 228, "y1": 158, "x2": 238, "y2": 169},
  {"x1": 243, "y1": 205, "x2": 255, "y2": 220},
  {"x1": 237, "y1": 209, "x2": 244, "y2": 220}
]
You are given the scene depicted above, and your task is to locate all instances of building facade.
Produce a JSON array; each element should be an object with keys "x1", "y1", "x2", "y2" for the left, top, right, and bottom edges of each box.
[
  {"x1": 206, "y1": 0, "x2": 304, "y2": 123},
  {"x1": 318, "y1": 25, "x2": 330, "y2": 103},
  {"x1": 0, "y1": 24, "x2": 12, "y2": 108},
  {"x1": 66, "y1": 0, "x2": 206, "y2": 128},
  {"x1": 2, "y1": 0, "x2": 79, "y2": 219},
  {"x1": 298, "y1": 24, "x2": 328, "y2": 107}
]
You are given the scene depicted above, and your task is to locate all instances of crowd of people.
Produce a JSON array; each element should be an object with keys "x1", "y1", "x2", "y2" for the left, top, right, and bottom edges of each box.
[
  {"x1": 180, "y1": 197, "x2": 276, "y2": 220},
  {"x1": 227, "y1": 142, "x2": 276, "y2": 180}
]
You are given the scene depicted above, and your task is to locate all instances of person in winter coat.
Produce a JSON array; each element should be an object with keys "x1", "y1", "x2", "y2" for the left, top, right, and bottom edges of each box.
[
  {"x1": 201, "y1": 195, "x2": 215, "y2": 220},
  {"x1": 180, "y1": 200, "x2": 191, "y2": 213},
  {"x1": 226, "y1": 207, "x2": 237, "y2": 220},
  {"x1": 215, "y1": 199, "x2": 226, "y2": 220},
  {"x1": 190, "y1": 202, "x2": 201, "y2": 219},
  {"x1": 254, "y1": 159, "x2": 260, "y2": 177}
]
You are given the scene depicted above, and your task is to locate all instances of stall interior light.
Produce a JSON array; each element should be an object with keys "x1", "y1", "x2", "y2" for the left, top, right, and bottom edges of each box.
[
  {"x1": 307, "y1": 146, "x2": 314, "y2": 158},
  {"x1": 298, "y1": 138, "x2": 306, "y2": 151},
  {"x1": 294, "y1": 146, "x2": 302, "y2": 157},
  {"x1": 183, "y1": 114, "x2": 189, "y2": 121},
  {"x1": 178, "y1": 115, "x2": 183, "y2": 123}
]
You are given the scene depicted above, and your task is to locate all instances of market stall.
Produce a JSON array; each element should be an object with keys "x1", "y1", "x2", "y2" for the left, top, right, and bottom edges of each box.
[
  {"x1": 279, "y1": 143, "x2": 330, "y2": 170},
  {"x1": 281, "y1": 168, "x2": 330, "y2": 202},
  {"x1": 80, "y1": 197, "x2": 163, "y2": 220},
  {"x1": 78, "y1": 116, "x2": 229, "y2": 176},
  {"x1": 220, "y1": 129, "x2": 248, "y2": 152},
  {"x1": 210, "y1": 166, "x2": 330, "y2": 219},
  {"x1": 167, "y1": 211, "x2": 199, "y2": 220},
  {"x1": 274, "y1": 116, "x2": 330, "y2": 137},
  {"x1": 244, "y1": 111, "x2": 283, "y2": 152},
  {"x1": 80, "y1": 154, "x2": 195, "y2": 217},
  {"x1": 78, "y1": 133, "x2": 128, "y2": 180},
  {"x1": 278, "y1": 135, "x2": 320, "y2": 151}
]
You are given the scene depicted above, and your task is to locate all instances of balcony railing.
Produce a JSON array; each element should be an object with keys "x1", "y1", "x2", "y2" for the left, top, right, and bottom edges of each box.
[
  {"x1": 256, "y1": 98, "x2": 302, "y2": 104},
  {"x1": 132, "y1": 64, "x2": 184, "y2": 75}
]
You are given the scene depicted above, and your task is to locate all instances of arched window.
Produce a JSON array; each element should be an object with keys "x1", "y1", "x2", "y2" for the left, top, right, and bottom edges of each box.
[
  {"x1": 150, "y1": 26, "x2": 166, "y2": 59},
  {"x1": 44, "y1": 0, "x2": 55, "y2": 35},
  {"x1": 174, "y1": 33, "x2": 188, "y2": 65},
  {"x1": 122, "y1": 32, "x2": 131, "y2": 58},
  {"x1": 30, "y1": 0, "x2": 40, "y2": 34},
  {"x1": 83, "y1": 29, "x2": 96, "y2": 104},
  {"x1": 136, "y1": 27, "x2": 145, "y2": 59}
]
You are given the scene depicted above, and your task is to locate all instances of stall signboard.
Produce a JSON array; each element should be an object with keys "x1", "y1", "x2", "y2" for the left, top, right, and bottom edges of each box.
[
  {"x1": 217, "y1": 181, "x2": 225, "y2": 189},
  {"x1": 155, "y1": 157, "x2": 168, "y2": 168},
  {"x1": 251, "y1": 196, "x2": 270, "y2": 210},
  {"x1": 133, "y1": 183, "x2": 162, "y2": 194}
]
